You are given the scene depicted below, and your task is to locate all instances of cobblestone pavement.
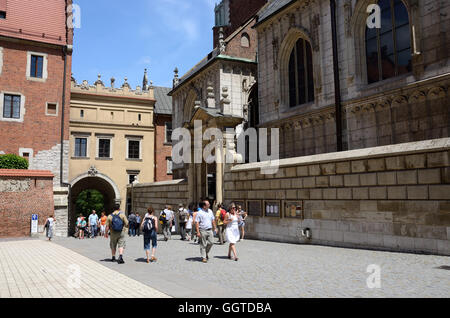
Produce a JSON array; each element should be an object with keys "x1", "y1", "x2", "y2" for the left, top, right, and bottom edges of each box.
[
  {"x1": 52, "y1": 234, "x2": 450, "y2": 298},
  {"x1": 0, "y1": 240, "x2": 170, "y2": 298}
]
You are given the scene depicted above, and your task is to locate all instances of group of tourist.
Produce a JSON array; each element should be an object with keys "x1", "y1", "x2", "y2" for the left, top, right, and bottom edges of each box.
[
  {"x1": 75, "y1": 211, "x2": 108, "y2": 239},
  {"x1": 101, "y1": 200, "x2": 248, "y2": 265}
]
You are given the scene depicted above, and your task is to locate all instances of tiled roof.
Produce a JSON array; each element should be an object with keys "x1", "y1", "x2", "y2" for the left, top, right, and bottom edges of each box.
[
  {"x1": 0, "y1": 170, "x2": 54, "y2": 178},
  {"x1": 256, "y1": 0, "x2": 295, "y2": 26},
  {"x1": 153, "y1": 86, "x2": 172, "y2": 115}
]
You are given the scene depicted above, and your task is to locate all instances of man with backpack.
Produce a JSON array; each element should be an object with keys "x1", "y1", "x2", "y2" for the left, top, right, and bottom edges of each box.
[
  {"x1": 105, "y1": 204, "x2": 129, "y2": 264},
  {"x1": 178, "y1": 203, "x2": 189, "y2": 241},
  {"x1": 160, "y1": 205, "x2": 174, "y2": 241},
  {"x1": 215, "y1": 203, "x2": 226, "y2": 245}
]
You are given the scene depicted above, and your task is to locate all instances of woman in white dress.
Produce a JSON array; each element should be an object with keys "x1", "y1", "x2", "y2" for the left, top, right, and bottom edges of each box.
[{"x1": 224, "y1": 204, "x2": 240, "y2": 261}]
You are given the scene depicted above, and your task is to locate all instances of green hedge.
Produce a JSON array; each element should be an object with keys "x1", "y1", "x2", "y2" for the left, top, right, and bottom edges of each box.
[{"x1": 0, "y1": 154, "x2": 29, "y2": 169}]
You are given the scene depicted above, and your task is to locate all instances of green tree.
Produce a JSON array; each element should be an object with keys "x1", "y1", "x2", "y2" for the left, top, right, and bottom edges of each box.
[
  {"x1": 0, "y1": 154, "x2": 29, "y2": 169},
  {"x1": 75, "y1": 189, "x2": 105, "y2": 218}
]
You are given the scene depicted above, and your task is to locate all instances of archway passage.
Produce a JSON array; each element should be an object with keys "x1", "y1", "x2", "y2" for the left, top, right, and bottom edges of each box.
[{"x1": 69, "y1": 176, "x2": 117, "y2": 236}]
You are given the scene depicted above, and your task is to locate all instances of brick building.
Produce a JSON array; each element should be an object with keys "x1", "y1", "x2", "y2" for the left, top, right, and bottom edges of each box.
[
  {"x1": 0, "y1": 0, "x2": 74, "y2": 237},
  {"x1": 153, "y1": 86, "x2": 173, "y2": 182}
]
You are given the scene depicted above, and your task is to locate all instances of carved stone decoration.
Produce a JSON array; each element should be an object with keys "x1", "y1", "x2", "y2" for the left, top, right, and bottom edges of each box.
[
  {"x1": 81, "y1": 80, "x2": 89, "y2": 90},
  {"x1": 88, "y1": 166, "x2": 98, "y2": 177},
  {"x1": 409, "y1": 90, "x2": 427, "y2": 103},
  {"x1": 289, "y1": 14, "x2": 296, "y2": 28},
  {"x1": 391, "y1": 95, "x2": 408, "y2": 108},
  {"x1": 427, "y1": 86, "x2": 446, "y2": 100},
  {"x1": 122, "y1": 77, "x2": 131, "y2": 89},
  {"x1": 219, "y1": 27, "x2": 226, "y2": 53},
  {"x1": 173, "y1": 67, "x2": 179, "y2": 88},
  {"x1": 94, "y1": 74, "x2": 104, "y2": 86},
  {"x1": 243, "y1": 104, "x2": 249, "y2": 123},
  {"x1": 71, "y1": 73, "x2": 77, "y2": 84},
  {"x1": 272, "y1": 38, "x2": 279, "y2": 70},
  {"x1": 344, "y1": 0, "x2": 352, "y2": 38},
  {"x1": 110, "y1": 77, "x2": 115, "y2": 89},
  {"x1": 142, "y1": 68, "x2": 149, "y2": 91},
  {"x1": 311, "y1": 14, "x2": 320, "y2": 52}
]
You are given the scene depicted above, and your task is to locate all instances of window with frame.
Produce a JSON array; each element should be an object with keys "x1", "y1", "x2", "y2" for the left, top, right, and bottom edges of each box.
[
  {"x1": 3, "y1": 94, "x2": 21, "y2": 119},
  {"x1": 366, "y1": 0, "x2": 412, "y2": 84},
  {"x1": 128, "y1": 140, "x2": 140, "y2": 159},
  {"x1": 241, "y1": 33, "x2": 250, "y2": 48},
  {"x1": 288, "y1": 38, "x2": 314, "y2": 107},
  {"x1": 165, "y1": 122, "x2": 173, "y2": 143},
  {"x1": 98, "y1": 139, "x2": 111, "y2": 158},
  {"x1": 167, "y1": 157, "x2": 173, "y2": 175},
  {"x1": 30, "y1": 55, "x2": 44, "y2": 78},
  {"x1": 0, "y1": 11, "x2": 5, "y2": 19},
  {"x1": 46, "y1": 103, "x2": 57, "y2": 116},
  {"x1": 74, "y1": 138, "x2": 87, "y2": 157}
]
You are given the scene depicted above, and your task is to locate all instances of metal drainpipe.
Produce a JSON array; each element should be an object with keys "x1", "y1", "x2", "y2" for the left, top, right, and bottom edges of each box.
[
  {"x1": 60, "y1": 46, "x2": 68, "y2": 187},
  {"x1": 330, "y1": 0, "x2": 343, "y2": 152}
]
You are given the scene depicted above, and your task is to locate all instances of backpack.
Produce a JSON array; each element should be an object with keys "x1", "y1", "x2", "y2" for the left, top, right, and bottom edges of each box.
[
  {"x1": 220, "y1": 209, "x2": 226, "y2": 221},
  {"x1": 159, "y1": 211, "x2": 167, "y2": 225},
  {"x1": 143, "y1": 217, "x2": 154, "y2": 233},
  {"x1": 111, "y1": 212, "x2": 124, "y2": 232}
]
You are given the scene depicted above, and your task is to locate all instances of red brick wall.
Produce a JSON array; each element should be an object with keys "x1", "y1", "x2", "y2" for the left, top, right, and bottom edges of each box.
[
  {"x1": 213, "y1": 0, "x2": 267, "y2": 48},
  {"x1": 0, "y1": 40, "x2": 72, "y2": 154},
  {"x1": 224, "y1": 18, "x2": 258, "y2": 60},
  {"x1": 0, "y1": 170, "x2": 54, "y2": 238},
  {"x1": 154, "y1": 114, "x2": 173, "y2": 182}
]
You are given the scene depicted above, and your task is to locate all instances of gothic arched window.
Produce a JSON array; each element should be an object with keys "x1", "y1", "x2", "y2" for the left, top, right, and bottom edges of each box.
[
  {"x1": 366, "y1": 0, "x2": 412, "y2": 84},
  {"x1": 288, "y1": 38, "x2": 314, "y2": 107},
  {"x1": 241, "y1": 33, "x2": 250, "y2": 48}
]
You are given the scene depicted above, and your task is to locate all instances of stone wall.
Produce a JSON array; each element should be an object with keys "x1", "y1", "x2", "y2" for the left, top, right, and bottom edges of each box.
[
  {"x1": 223, "y1": 138, "x2": 450, "y2": 256},
  {"x1": 0, "y1": 170, "x2": 54, "y2": 238},
  {"x1": 129, "y1": 179, "x2": 188, "y2": 232}
]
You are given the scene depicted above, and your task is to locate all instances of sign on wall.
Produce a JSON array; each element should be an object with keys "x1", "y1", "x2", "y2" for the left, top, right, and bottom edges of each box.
[
  {"x1": 264, "y1": 201, "x2": 281, "y2": 218},
  {"x1": 284, "y1": 201, "x2": 304, "y2": 219},
  {"x1": 31, "y1": 214, "x2": 38, "y2": 234},
  {"x1": 247, "y1": 200, "x2": 263, "y2": 217}
]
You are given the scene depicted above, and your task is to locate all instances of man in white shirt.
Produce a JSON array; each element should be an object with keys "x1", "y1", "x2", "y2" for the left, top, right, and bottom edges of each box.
[
  {"x1": 163, "y1": 206, "x2": 174, "y2": 241},
  {"x1": 195, "y1": 200, "x2": 217, "y2": 263}
]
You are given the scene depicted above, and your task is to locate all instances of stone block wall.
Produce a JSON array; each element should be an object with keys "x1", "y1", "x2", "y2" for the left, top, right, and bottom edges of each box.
[
  {"x1": 0, "y1": 170, "x2": 54, "y2": 238},
  {"x1": 129, "y1": 179, "x2": 188, "y2": 232},
  {"x1": 223, "y1": 138, "x2": 450, "y2": 255}
]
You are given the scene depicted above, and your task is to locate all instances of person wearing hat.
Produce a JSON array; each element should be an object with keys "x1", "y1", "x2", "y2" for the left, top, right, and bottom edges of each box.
[{"x1": 178, "y1": 203, "x2": 189, "y2": 241}]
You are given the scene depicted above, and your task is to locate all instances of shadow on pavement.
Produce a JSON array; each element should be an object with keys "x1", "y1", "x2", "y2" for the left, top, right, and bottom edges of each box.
[
  {"x1": 100, "y1": 258, "x2": 116, "y2": 263},
  {"x1": 213, "y1": 256, "x2": 230, "y2": 260},
  {"x1": 185, "y1": 257, "x2": 204, "y2": 262},
  {"x1": 135, "y1": 258, "x2": 149, "y2": 263}
]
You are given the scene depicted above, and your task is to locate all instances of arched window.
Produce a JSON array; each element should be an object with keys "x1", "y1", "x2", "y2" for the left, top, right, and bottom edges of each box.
[
  {"x1": 288, "y1": 38, "x2": 314, "y2": 107},
  {"x1": 366, "y1": 0, "x2": 412, "y2": 84},
  {"x1": 241, "y1": 33, "x2": 250, "y2": 48}
]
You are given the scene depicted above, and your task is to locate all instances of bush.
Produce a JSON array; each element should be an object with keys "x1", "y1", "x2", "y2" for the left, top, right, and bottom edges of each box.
[{"x1": 0, "y1": 154, "x2": 29, "y2": 169}]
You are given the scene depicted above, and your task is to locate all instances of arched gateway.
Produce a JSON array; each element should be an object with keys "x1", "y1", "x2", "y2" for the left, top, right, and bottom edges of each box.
[{"x1": 69, "y1": 167, "x2": 121, "y2": 236}]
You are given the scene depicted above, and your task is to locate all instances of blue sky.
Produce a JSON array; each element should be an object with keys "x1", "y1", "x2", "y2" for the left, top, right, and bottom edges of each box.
[{"x1": 72, "y1": 0, "x2": 216, "y2": 89}]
